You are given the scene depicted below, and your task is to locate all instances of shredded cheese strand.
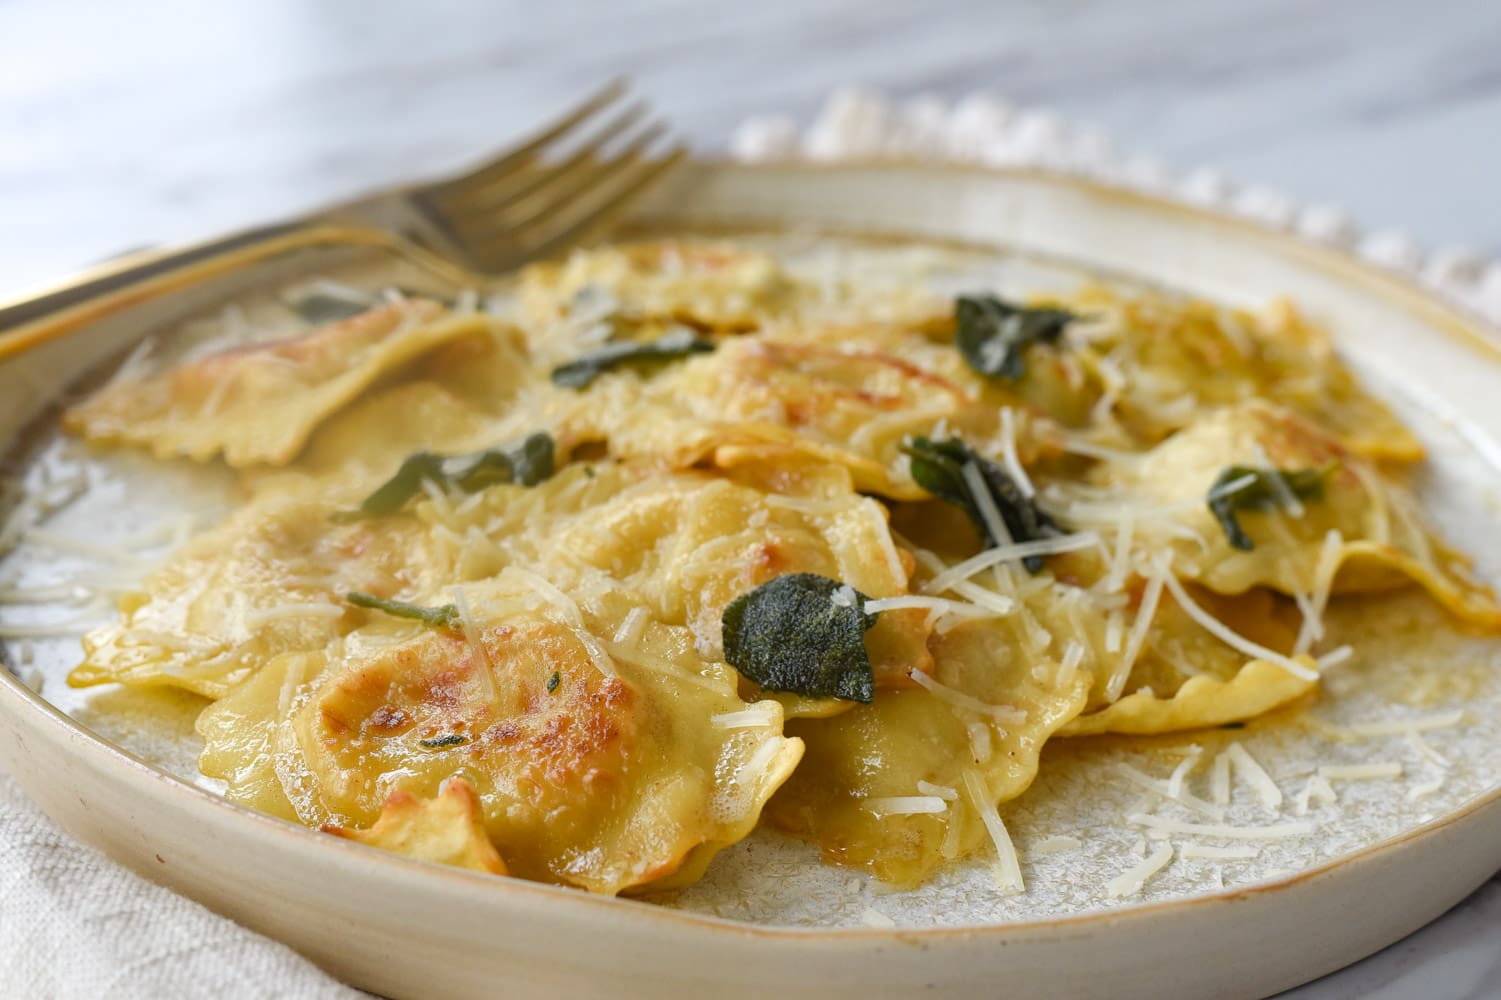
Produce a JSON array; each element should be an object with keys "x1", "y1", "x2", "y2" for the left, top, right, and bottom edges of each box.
[
  {"x1": 1106, "y1": 843, "x2": 1174, "y2": 898},
  {"x1": 862, "y1": 796, "x2": 949, "y2": 817},
  {"x1": 909, "y1": 669, "x2": 1027, "y2": 725},
  {"x1": 1127, "y1": 813, "x2": 1313, "y2": 839},
  {"x1": 1161, "y1": 573, "x2": 1318, "y2": 681},
  {"x1": 998, "y1": 407, "x2": 1034, "y2": 499},
  {"x1": 963, "y1": 769, "x2": 1024, "y2": 895},
  {"x1": 922, "y1": 532, "x2": 1101, "y2": 594},
  {"x1": 1224, "y1": 743, "x2": 1283, "y2": 810}
]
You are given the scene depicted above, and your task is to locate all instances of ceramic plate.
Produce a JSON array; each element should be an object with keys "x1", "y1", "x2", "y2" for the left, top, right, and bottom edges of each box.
[{"x1": 2, "y1": 162, "x2": 1500, "y2": 999}]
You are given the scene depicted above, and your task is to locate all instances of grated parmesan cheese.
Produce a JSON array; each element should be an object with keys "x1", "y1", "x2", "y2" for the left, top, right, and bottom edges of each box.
[
  {"x1": 1335, "y1": 711, "x2": 1465, "y2": 738},
  {"x1": 1104, "y1": 608, "x2": 1124, "y2": 654},
  {"x1": 1314, "y1": 645, "x2": 1354, "y2": 670},
  {"x1": 908, "y1": 669, "x2": 1027, "y2": 725},
  {"x1": 1115, "y1": 763, "x2": 1224, "y2": 820},
  {"x1": 859, "y1": 907, "x2": 896, "y2": 929},
  {"x1": 966, "y1": 720, "x2": 994, "y2": 763},
  {"x1": 962, "y1": 461, "x2": 1013, "y2": 548},
  {"x1": 1166, "y1": 746, "x2": 1202, "y2": 799},
  {"x1": 1058, "y1": 640, "x2": 1086, "y2": 688},
  {"x1": 1403, "y1": 729, "x2": 1449, "y2": 769},
  {"x1": 1407, "y1": 774, "x2": 1445, "y2": 801},
  {"x1": 1224, "y1": 743, "x2": 1283, "y2": 810},
  {"x1": 451, "y1": 586, "x2": 499, "y2": 702},
  {"x1": 916, "y1": 780, "x2": 959, "y2": 801},
  {"x1": 1294, "y1": 530, "x2": 1344, "y2": 656},
  {"x1": 710, "y1": 706, "x2": 780, "y2": 729},
  {"x1": 241, "y1": 603, "x2": 345, "y2": 629},
  {"x1": 1106, "y1": 843, "x2": 1174, "y2": 898},
  {"x1": 921, "y1": 532, "x2": 1100, "y2": 594},
  {"x1": 997, "y1": 407, "x2": 1034, "y2": 499},
  {"x1": 1162, "y1": 573, "x2": 1318, "y2": 681},
  {"x1": 963, "y1": 769, "x2": 1024, "y2": 895},
  {"x1": 611, "y1": 606, "x2": 650, "y2": 647},
  {"x1": 1292, "y1": 774, "x2": 1337, "y2": 816},
  {"x1": 863, "y1": 594, "x2": 1006, "y2": 624},
  {"x1": 1029, "y1": 835, "x2": 1083, "y2": 856},
  {"x1": 1105, "y1": 559, "x2": 1167, "y2": 702},
  {"x1": 1127, "y1": 812, "x2": 1313, "y2": 839},
  {"x1": 862, "y1": 796, "x2": 949, "y2": 817}
]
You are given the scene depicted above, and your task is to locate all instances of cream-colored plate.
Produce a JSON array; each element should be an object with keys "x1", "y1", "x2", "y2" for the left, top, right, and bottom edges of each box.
[{"x1": 2, "y1": 162, "x2": 1501, "y2": 999}]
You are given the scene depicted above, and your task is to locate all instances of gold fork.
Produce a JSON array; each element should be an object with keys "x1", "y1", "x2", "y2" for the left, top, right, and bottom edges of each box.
[{"x1": 0, "y1": 80, "x2": 684, "y2": 351}]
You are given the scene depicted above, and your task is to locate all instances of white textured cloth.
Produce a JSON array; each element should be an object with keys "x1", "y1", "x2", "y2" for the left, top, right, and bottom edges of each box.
[
  {"x1": 0, "y1": 775, "x2": 359, "y2": 996},
  {"x1": 4, "y1": 87, "x2": 1498, "y2": 998}
]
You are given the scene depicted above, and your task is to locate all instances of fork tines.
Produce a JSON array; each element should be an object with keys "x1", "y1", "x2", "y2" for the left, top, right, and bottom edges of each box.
[{"x1": 412, "y1": 79, "x2": 684, "y2": 273}]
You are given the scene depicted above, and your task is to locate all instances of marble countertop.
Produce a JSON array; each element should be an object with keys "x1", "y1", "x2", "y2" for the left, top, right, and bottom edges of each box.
[{"x1": 2, "y1": 0, "x2": 1499, "y2": 995}]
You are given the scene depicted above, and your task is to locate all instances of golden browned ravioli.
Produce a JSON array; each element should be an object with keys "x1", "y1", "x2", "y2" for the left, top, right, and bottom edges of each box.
[
  {"x1": 67, "y1": 488, "x2": 458, "y2": 698},
  {"x1": 1058, "y1": 583, "x2": 1319, "y2": 736},
  {"x1": 198, "y1": 572, "x2": 801, "y2": 895},
  {"x1": 766, "y1": 603, "x2": 1091, "y2": 886},
  {"x1": 416, "y1": 457, "x2": 934, "y2": 691},
  {"x1": 64, "y1": 301, "x2": 498, "y2": 467},
  {"x1": 553, "y1": 333, "x2": 1049, "y2": 500},
  {"x1": 518, "y1": 241, "x2": 795, "y2": 333},
  {"x1": 1007, "y1": 287, "x2": 1422, "y2": 462},
  {"x1": 57, "y1": 234, "x2": 1501, "y2": 899},
  {"x1": 1049, "y1": 401, "x2": 1501, "y2": 627},
  {"x1": 323, "y1": 778, "x2": 509, "y2": 875}
]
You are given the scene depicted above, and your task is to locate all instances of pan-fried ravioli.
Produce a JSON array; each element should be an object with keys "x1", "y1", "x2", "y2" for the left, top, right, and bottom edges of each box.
[
  {"x1": 766, "y1": 609, "x2": 1090, "y2": 886},
  {"x1": 1015, "y1": 287, "x2": 1423, "y2": 461},
  {"x1": 64, "y1": 301, "x2": 496, "y2": 467},
  {"x1": 198, "y1": 572, "x2": 802, "y2": 895},
  {"x1": 1048, "y1": 401, "x2": 1501, "y2": 627},
  {"x1": 556, "y1": 334, "x2": 1049, "y2": 499},
  {"x1": 60, "y1": 237, "x2": 1501, "y2": 896},
  {"x1": 519, "y1": 241, "x2": 794, "y2": 332},
  {"x1": 416, "y1": 458, "x2": 934, "y2": 688},
  {"x1": 323, "y1": 778, "x2": 509, "y2": 875},
  {"x1": 67, "y1": 488, "x2": 455, "y2": 698}
]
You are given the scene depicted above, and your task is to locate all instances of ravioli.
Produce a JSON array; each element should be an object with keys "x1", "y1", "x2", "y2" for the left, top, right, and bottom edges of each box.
[
  {"x1": 556, "y1": 333, "x2": 1049, "y2": 499},
  {"x1": 323, "y1": 778, "x2": 509, "y2": 875},
  {"x1": 65, "y1": 300, "x2": 492, "y2": 467},
  {"x1": 56, "y1": 235, "x2": 1501, "y2": 900},
  {"x1": 418, "y1": 457, "x2": 934, "y2": 687},
  {"x1": 67, "y1": 488, "x2": 455, "y2": 698},
  {"x1": 519, "y1": 241, "x2": 794, "y2": 333},
  {"x1": 1050, "y1": 401, "x2": 1501, "y2": 627},
  {"x1": 766, "y1": 609, "x2": 1090, "y2": 886},
  {"x1": 1059, "y1": 583, "x2": 1319, "y2": 736},
  {"x1": 197, "y1": 571, "x2": 802, "y2": 895},
  {"x1": 1062, "y1": 659, "x2": 1315, "y2": 737},
  {"x1": 1010, "y1": 287, "x2": 1423, "y2": 462},
  {"x1": 898, "y1": 494, "x2": 1320, "y2": 738}
]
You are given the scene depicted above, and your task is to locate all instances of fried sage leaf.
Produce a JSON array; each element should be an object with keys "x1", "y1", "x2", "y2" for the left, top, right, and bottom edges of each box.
[
  {"x1": 343, "y1": 432, "x2": 555, "y2": 518},
  {"x1": 346, "y1": 591, "x2": 460, "y2": 629},
  {"x1": 288, "y1": 291, "x2": 374, "y2": 325},
  {"x1": 900, "y1": 435, "x2": 1065, "y2": 573},
  {"x1": 550, "y1": 328, "x2": 715, "y2": 389},
  {"x1": 955, "y1": 294, "x2": 1079, "y2": 380},
  {"x1": 721, "y1": 573, "x2": 878, "y2": 704},
  {"x1": 1207, "y1": 464, "x2": 1333, "y2": 551},
  {"x1": 418, "y1": 734, "x2": 468, "y2": 749}
]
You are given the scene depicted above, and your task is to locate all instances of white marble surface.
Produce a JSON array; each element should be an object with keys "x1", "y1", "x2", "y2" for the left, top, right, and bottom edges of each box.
[{"x1": 2, "y1": 0, "x2": 1500, "y2": 996}]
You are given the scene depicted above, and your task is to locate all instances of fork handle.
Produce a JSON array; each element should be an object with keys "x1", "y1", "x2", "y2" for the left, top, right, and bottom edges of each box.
[{"x1": 0, "y1": 221, "x2": 312, "y2": 355}]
